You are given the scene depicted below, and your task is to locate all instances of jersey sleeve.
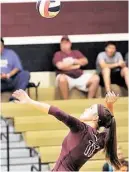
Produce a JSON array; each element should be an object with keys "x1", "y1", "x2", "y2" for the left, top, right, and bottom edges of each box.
[{"x1": 48, "y1": 106, "x2": 86, "y2": 132}]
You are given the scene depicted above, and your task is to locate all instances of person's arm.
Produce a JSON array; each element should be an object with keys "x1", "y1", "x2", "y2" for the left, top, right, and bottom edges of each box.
[
  {"x1": 99, "y1": 59, "x2": 119, "y2": 69},
  {"x1": 125, "y1": 52, "x2": 128, "y2": 67},
  {"x1": 7, "y1": 68, "x2": 20, "y2": 78},
  {"x1": 105, "y1": 91, "x2": 119, "y2": 115},
  {"x1": 7, "y1": 50, "x2": 23, "y2": 78},
  {"x1": 74, "y1": 57, "x2": 88, "y2": 66},
  {"x1": 73, "y1": 50, "x2": 88, "y2": 66},
  {"x1": 56, "y1": 61, "x2": 80, "y2": 71},
  {"x1": 97, "y1": 52, "x2": 119, "y2": 69},
  {"x1": 12, "y1": 90, "x2": 85, "y2": 132},
  {"x1": 53, "y1": 52, "x2": 75, "y2": 70}
]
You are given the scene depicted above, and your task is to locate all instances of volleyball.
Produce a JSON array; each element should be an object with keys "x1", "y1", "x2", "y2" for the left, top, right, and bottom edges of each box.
[{"x1": 36, "y1": 0, "x2": 61, "y2": 18}]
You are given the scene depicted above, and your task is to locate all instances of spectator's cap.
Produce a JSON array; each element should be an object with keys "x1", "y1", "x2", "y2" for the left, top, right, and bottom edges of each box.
[
  {"x1": 1, "y1": 37, "x2": 4, "y2": 45},
  {"x1": 61, "y1": 35, "x2": 70, "y2": 42}
]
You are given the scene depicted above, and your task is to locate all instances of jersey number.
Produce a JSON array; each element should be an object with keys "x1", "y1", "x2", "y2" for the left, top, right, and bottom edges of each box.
[{"x1": 84, "y1": 133, "x2": 100, "y2": 157}]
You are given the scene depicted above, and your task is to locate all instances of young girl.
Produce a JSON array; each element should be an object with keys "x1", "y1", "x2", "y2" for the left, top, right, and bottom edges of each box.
[{"x1": 12, "y1": 90, "x2": 121, "y2": 171}]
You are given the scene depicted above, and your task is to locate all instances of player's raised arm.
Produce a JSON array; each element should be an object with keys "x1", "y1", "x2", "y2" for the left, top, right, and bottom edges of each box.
[
  {"x1": 105, "y1": 91, "x2": 119, "y2": 115},
  {"x1": 12, "y1": 89, "x2": 50, "y2": 114},
  {"x1": 12, "y1": 90, "x2": 85, "y2": 132}
]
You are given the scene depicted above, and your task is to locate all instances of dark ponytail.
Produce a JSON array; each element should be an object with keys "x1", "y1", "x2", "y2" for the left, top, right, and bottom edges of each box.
[
  {"x1": 104, "y1": 117, "x2": 121, "y2": 170},
  {"x1": 98, "y1": 104, "x2": 121, "y2": 170}
]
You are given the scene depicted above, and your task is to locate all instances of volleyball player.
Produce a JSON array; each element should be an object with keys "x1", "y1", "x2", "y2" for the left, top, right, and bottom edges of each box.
[{"x1": 12, "y1": 90, "x2": 121, "y2": 171}]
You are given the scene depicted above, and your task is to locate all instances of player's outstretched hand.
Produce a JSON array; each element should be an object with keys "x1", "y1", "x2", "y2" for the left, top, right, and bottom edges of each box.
[
  {"x1": 105, "y1": 91, "x2": 119, "y2": 104},
  {"x1": 12, "y1": 89, "x2": 31, "y2": 104}
]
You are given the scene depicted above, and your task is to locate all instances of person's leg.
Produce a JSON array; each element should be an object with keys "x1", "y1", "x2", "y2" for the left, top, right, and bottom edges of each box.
[
  {"x1": 1, "y1": 79, "x2": 14, "y2": 92},
  {"x1": 9, "y1": 71, "x2": 30, "y2": 101},
  {"x1": 101, "y1": 68, "x2": 111, "y2": 92},
  {"x1": 75, "y1": 73, "x2": 100, "y2": 98},
  {"x1": 1, "y1": 80, "x2": 9, "y2": 92},
  {"x1": 56, "y1": 74, "x2": 69, "y2": 99},
  {"x1": 13, "y1": 71, "x2": 30, "y2": 91},
  {"x1": 120, "y1": 67, "x2": 128, "y2": 88},
  {"x1": 87, "y1": 74, "x2": 100, "y2": 98}
]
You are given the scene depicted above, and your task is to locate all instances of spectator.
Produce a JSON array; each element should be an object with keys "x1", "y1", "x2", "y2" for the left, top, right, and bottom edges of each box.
[
  {"x1": 103, "y1": 146, "x2": 128, "y2": 172},
  {"x1": 0, "y1": 37, "x2": 30, "y2": 101},
  {"x1": 125, "y1": 52, "x2": 128, "y2": 67},
  {"x1": 53, "y1": 36, "x2": 100, "y2": 99},
  {"x1": 96, "y1": 42, "x2": 128, "y2": 92}
]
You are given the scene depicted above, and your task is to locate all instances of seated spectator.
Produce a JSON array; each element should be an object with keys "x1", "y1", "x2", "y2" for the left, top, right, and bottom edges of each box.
[
  {"x1": 0, "y1": 37, "x2": 30, "y2": 101},
  {"x1": 53, "y1": 36, "x2": 100, "y2": 99},
  {"x1": 103, "y1": 146, "x2": 128, "y2": 172},
  {"x1": 125, "y1": 52, "x2": 128, "y2": 67},
  {"x1": 96, "y1": 42, "x2": 128, "y2": 92}
]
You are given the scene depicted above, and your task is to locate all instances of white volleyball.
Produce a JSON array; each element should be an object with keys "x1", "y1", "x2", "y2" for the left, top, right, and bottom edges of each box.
[{"x1": 36, "y1": 0, "x2": 61, "y2": 18}]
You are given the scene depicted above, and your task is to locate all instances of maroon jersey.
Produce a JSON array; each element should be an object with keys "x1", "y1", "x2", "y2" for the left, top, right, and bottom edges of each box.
[{"x1": 49, "y1": 106, "x2": 107, "y2": 171}]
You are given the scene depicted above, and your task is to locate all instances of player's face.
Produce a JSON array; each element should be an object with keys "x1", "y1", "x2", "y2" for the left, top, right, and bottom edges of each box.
[
  {"x1": 80, "y1": 104, "x2": 98, "y2": 121},
  {"x1": 105, "y1": 44, "x2": 116, "y2": 57},
  {"x1": 60, "y1": 41, "x2": 72, "y2": 52}
]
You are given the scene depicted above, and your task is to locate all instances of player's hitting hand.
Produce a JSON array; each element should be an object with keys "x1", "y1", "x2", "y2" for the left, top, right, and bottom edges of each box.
[
  {"x1": 12, "y1": 89, "x2": 31, "y2": 104},
  {"x1": 105, "y1": 91, "x2": 119, "y2": 104}
]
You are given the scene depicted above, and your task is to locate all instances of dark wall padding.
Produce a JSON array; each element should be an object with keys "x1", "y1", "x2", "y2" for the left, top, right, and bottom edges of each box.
[{"x1": 6, "y1": 41, "x2": 128, "y2": 72}]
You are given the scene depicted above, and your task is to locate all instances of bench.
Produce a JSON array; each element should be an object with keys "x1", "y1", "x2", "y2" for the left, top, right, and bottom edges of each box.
[
  {"x1": 14, "y1": 112, "x2": 128, "y2": 132},
  {"x1": 1, "y1": 98, "x2": 128, "y2": 118},
  {"x1": 38, "y1": 142, "x2": 128, "y2": 163},
  {"x1": 1, "y1": 82, "x2": 40, "y2": 102},
  {"x1": 23, "y1": 126, "x2": 128, "y2": 147},
  {"x1": 49, "y1": 160, "x2": 106, "y2": 171}
]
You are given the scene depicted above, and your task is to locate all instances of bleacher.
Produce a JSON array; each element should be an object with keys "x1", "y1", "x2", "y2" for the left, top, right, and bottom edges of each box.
[
  {"x1": 1, "y1": 98, "x2": 128, "y2": 171},
  {"x1": 1, "y1": 70, "x2": 128, "y2": 103}
]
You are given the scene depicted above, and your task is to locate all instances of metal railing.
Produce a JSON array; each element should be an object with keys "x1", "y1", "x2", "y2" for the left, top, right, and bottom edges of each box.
[
  {"x1": 1, "y1": 117, "x2": 12, "y2": 171},
  {"x1": 1, "y1": 116, "x2": 50, "y2": 171}
]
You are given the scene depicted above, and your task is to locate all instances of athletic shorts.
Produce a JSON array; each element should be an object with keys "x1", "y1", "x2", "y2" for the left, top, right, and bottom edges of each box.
[{"x1": 56, "y1": 73, "x2": 93, "y2": 92}]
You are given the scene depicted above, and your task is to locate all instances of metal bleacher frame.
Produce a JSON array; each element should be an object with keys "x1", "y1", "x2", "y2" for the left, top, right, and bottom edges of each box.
[{"x1": 0, "y1": 116, "x2": 49, "y2": 172}]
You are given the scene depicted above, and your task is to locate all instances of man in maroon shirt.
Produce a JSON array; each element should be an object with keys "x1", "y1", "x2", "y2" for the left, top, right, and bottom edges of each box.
[{"x1": 53, "y1": 36, "x2": 100, "y2": 99}]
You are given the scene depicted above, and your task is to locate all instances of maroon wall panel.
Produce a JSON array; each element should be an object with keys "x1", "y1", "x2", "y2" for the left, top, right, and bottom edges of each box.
[{"x1": 1, "y1": 1, "x2": 128, "y2": 37}]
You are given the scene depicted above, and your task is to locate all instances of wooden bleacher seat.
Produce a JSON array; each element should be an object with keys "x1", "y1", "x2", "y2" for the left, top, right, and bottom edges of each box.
[
  {"x1": 101, "y1": 84, "x2": 128, "y2": 97},
  {"x1": 1, "y1": 82, "x2": 40, "y2": 102},
  {"x1": 14, "y1": 111, "x2": 127, "y2": 132},
  {"x1": 1, "y1": 92, "x2": 12, "y2": 102},
  {"x1": 23, "y1": 126, "x2": 128, "y2": 148},
  {"x1": 1, "y1": 97, "x2": 128, "y2": 171},
  {"x1": 55, "y1": 86, "x2": 102, "y2": 100},
  {"x1": 39, "y1": 141, "x2": 128, "y2": 171},
  {"x1": 38, "y1": 142, "x2": 128, "y2": 163},
  {"x1": 49, "y1": 160, "x2": 105, "y2": 171},
  {"x1": 1, "y1": 98, "x2": 128, "y2": 118}
]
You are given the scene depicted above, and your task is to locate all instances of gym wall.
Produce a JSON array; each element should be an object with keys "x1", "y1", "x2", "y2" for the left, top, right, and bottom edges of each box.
[{"x1": 1, "y1": 0, "x2": 128, "y2": 72}]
